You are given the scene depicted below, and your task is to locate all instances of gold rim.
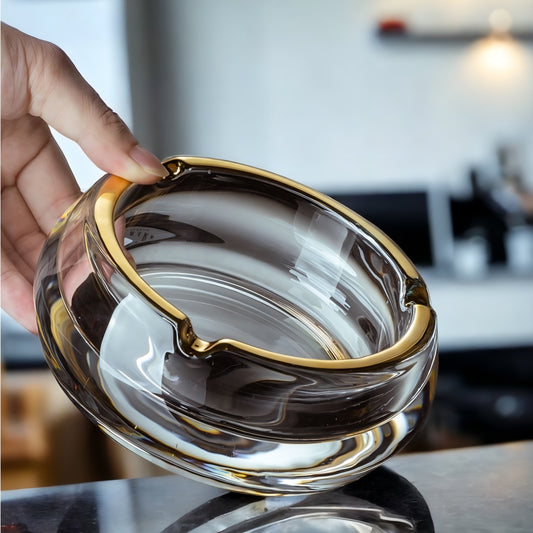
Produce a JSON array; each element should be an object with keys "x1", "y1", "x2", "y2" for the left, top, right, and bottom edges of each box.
[{"x1": 94, "y1": 156, "x2": 435, "y2": 369}]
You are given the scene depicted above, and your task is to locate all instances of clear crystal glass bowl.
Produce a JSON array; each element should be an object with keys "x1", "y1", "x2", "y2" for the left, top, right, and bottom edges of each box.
[{"x1": 35, "y1": 156, "x2": 438, "y2": 496}]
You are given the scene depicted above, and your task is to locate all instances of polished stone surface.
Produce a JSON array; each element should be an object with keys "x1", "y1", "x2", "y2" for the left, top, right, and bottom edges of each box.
[{"x1": 2, "y1": 441, "x2": 532, "y2": 532}]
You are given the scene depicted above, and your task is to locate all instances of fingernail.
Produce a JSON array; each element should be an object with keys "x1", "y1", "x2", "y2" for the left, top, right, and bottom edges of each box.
[{"x1": 130, "y1": 145, "x2": 167, "y2": 178}]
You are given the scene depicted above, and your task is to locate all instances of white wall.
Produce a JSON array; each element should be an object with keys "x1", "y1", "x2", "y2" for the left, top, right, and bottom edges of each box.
[{"x1": 136, "y1": 0, "x2": 533, "y2": 193}]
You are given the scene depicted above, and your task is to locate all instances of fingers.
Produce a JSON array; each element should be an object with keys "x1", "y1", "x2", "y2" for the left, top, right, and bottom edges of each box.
[
  {"x1": 5, "y1": 24, "x2": 167, "y2": 183},
  {"x1": 17, "y1": 130, "x2": 81, "y2": 235},
  {"x1": 1, "y1": 250, "x2": 38, "y2": 334},
  {"x1": 1, "y1": 116, "x2": 78, "y2": 334},
  {"x1": 2, "y1": 114, "x2": 81, "y2": 233},
  {"x1": 31, "y1": 42, "x2": 167, "y2": 183},
  {"x1": 0, "y1": 199, "x2": 43, "y2": 283}
]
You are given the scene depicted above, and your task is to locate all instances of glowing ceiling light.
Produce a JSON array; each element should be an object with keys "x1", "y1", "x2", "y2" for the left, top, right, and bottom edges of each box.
[
  {"x1": 481, "y1": 38, "x2": 516, "y2": 72},
  {"x1": 477, "y1": 36, "x2": 522, "y2": 77}
]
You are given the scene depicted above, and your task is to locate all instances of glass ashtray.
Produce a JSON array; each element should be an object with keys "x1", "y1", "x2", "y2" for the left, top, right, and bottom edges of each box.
[{"x1": 35, "y1": 156, "x2": 438, "y2": 495}]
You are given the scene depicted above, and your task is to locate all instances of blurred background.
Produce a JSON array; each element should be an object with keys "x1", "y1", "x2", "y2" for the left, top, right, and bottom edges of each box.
[{"x1": 2, "y1": 0, "x2": 533, "y2": 489}]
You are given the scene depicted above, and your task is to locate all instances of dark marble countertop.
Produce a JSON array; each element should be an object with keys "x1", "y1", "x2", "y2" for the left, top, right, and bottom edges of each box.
[{"x1": 2, "y1": 440, "x2": 532, "y2": 532}]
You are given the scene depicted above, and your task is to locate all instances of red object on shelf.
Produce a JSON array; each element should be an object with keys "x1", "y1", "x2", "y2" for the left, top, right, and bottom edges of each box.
[{"x1": 378, "y1": 19, "x2": 407, "y2": 34}]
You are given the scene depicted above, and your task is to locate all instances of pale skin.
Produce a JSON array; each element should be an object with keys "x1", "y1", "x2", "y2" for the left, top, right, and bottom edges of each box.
[{"x1": 1, "y1": 23, "x2": 167, "y2": 334}]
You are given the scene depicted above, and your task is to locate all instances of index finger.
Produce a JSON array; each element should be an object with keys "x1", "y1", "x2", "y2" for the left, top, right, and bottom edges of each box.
[{"x1": 9, "y1": 24, "x2": 167, "y2": 183}]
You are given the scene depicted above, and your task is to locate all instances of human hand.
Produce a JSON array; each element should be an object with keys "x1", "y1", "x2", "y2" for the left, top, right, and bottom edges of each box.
[{"x1": 1, "y1": 23, "x2": 167, "y2": 334}]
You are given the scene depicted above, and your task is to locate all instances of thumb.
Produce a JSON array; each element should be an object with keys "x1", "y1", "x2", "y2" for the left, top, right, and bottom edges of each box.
[{"x1": 22, "y1": 27, "x2": 167, "y2": 183}]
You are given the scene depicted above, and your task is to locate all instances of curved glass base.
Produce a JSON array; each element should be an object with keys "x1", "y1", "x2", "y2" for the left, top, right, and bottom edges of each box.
[
  {"x1": 84, "y1": 369, "x2": 432, "y2": 495},
  {"x1": 36, "y1": 260, "x2": 435, "y2": 495}
]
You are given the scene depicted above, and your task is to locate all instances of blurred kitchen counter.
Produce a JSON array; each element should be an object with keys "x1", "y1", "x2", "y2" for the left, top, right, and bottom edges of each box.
[{"x1": 421, "y1": 269, "x2": 533, "y2": 350}]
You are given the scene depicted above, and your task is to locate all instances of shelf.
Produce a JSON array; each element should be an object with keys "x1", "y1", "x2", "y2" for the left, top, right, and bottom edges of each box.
[{"x1": 376, "y1": 28, "x2": 533, "y2": 44}]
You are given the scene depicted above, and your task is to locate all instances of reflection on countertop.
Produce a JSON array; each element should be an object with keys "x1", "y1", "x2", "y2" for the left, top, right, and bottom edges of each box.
[{"x1": 2, "y1": 441, "x2": 532, "y2": 533}]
